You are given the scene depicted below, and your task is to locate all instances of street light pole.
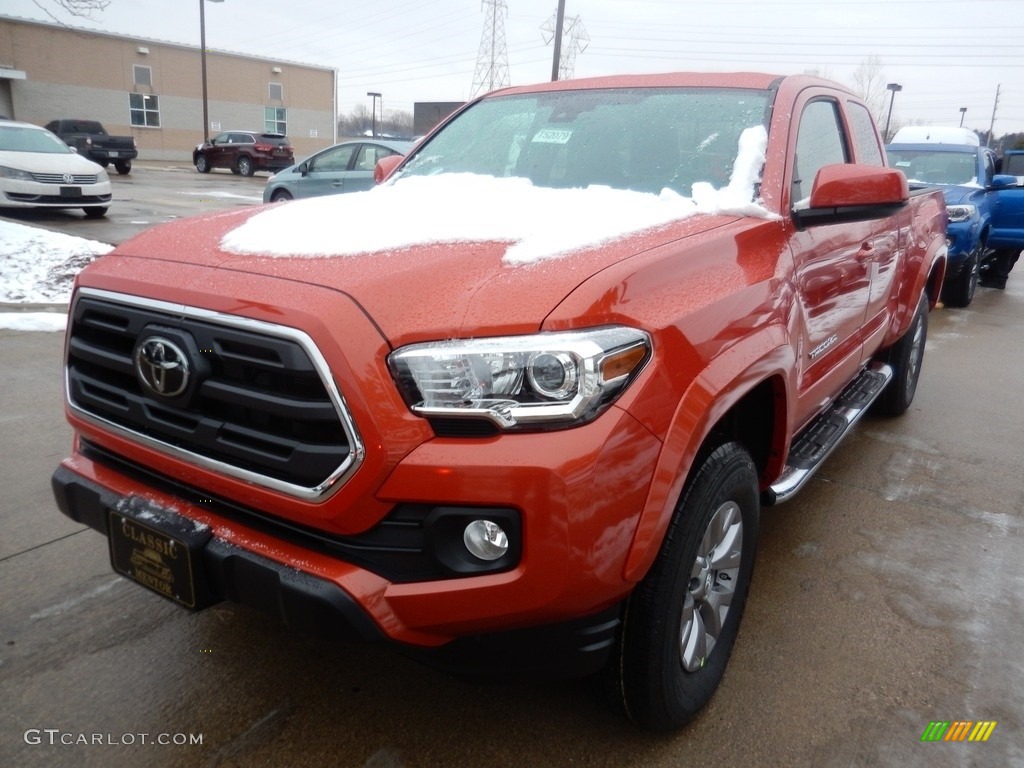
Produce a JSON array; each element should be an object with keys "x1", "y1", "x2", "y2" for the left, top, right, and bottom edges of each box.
[
  {"x1": 367, "y1": 91, "x2": 381, "y2": 138},
  {"x1": 200, "y1": 0, "x2": 224, "y2": 142},
  {"x1": 959, "y1": 107, "x2": 967, "y2": 127},
  {"x1": 884, "y1": 82, "x2": 902, "y2": 143}
]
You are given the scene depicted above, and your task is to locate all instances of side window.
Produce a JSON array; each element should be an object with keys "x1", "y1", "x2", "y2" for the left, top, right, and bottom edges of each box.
[
  {"x1": 846, "y1": 102, "x2": 883, "y2": 166},
  {"x1": 310, "y1": 144, "x2": 355, "y2": 172},
  {"x1": 792, "y1": 99, "x2": 848, "y2": 205},
  {"x1": 355, "y1": 145, "x2": 395, "y2": 171}
]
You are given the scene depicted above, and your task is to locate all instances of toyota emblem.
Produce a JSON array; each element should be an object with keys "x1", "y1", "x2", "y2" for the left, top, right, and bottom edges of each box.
[
  {"x1": 135, "y1": 337, "x2": 190, "y2": 397},
  {"x1": 62, "y1": 172, "x2": 75, "y2": 184}
]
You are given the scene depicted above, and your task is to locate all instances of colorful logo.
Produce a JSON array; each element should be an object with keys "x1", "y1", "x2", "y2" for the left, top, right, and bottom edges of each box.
[{"x1": 921, "y1": 721, "x2": 997, "y2": 742}]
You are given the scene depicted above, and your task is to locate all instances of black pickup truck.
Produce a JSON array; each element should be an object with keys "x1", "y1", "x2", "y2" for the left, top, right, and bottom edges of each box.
[{"x1": 45, "y1": 119, "x2": 138, "y2": 175}]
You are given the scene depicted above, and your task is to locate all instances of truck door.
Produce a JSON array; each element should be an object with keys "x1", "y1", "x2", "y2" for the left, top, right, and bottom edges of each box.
[
  {"x1": 989, "y1": 152, "x2": 1024, "y2": 250},
  {"x1": 786, "y1": 96, "x2": 873, "y2": 429}
]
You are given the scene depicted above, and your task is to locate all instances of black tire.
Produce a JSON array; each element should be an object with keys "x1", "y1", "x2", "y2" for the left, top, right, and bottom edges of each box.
[
  {"x1": 237, "y1": 156, "x2": 254, "y2": 177},
  {"x1": 195, "y1": 154, "x2": 210, "y2": 173},
  {"x1": 606, "y1": 442, "x2": 760, "y2": 730},
  {"x1": 114, "y1": 160, "x2": 132, "y2": 175},
  {"x1": 83, "y1": 207, "x2": 108, "y2": 219},
  {"x1": 877, "y1": 292, "x2": 928, "y2": 416},
  {"x1": 270, "y1": 189, "x2": 292, "y2": 202},
  {"x1": 942, "y1": 247, "x2": 979, "y2": 307}
]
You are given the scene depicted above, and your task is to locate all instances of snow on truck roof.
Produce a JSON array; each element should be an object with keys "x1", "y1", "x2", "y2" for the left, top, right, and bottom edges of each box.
[{"x1": 890, "y1": 126, "x2": 980, "y2": 146}]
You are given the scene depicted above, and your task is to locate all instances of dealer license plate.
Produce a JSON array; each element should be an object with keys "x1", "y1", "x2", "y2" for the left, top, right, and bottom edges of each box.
[
  {"x1": 59, "y1": 186, "x2": 82, "y2": 198},
  {"x1": 108, "y1": 507, "x2": 209, "y2": 609}
]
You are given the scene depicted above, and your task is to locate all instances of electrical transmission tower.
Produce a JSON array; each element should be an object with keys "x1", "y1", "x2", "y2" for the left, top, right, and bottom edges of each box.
[
  {"x1": 471, "y1": 0, "x2": 511, "y2": 98},
  {"x1": 541, "y1": 12, "x2": 588, "y2": 80}
]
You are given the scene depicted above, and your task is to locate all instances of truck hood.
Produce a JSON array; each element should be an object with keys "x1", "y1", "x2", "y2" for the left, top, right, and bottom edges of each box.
[
  {"x1": 938, "y1": 185, "x2": 984, "y2": 206},
  {"x1": 112, "y1": 174, "x2": 773, "y2": 346}
]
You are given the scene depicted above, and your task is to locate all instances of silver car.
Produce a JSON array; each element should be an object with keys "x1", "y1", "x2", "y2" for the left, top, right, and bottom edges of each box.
[
  {"x1": 0, "y1": 120, "x2": 112, "y2": 218},
  {"x1": 263, "y1": 139, "x2": 413, "y2": 203}
]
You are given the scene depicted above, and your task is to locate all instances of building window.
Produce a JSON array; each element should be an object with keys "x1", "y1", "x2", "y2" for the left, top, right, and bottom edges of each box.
[
  {"x1": 129, "y1": 92, "x2": 161, "y2": 127},
  {"x1": 269, "y1": 82, "x2": 283, "y2": 102},
  {"x1": 265, "y1": 106, "x2": 286, "y2": 134},
  {"x1": 133, "y1": 65, "x2": 152, "y2": 87}
]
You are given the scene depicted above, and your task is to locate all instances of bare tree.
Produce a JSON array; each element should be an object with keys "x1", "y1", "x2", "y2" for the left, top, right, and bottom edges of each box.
[
  {"x1": 32, "y1": 0, "x2": 110, "y2": 22},
  {"x1": 382, "y1": 109, "x2": 414, "y2": 139},
  {"x1": 850, "y1": 55, "x2": 889, "y2": 126}
]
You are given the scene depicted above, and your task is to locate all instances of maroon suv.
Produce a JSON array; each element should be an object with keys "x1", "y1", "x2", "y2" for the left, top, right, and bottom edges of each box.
[{"x1": 193, "y1": 131, "x2": 294, "y2": 176}]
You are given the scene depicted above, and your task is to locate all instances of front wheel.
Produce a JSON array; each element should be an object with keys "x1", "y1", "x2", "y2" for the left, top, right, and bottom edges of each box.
[
  {"x1": 114, "y1": 160, "x2": 132, "y2": 175},
  {"x1": 83, "y1": 207, "x2": 108, "y2": 219},
  {"x1": 270, "y1": 189, "x2": 293, "y2": 202},
  {"x1": 606, "y1": 442, "x2": 760, "y2": 730},
  {"x1": 877, "y1": 292, "x2": 928, "y2": 416},
  {"x1": 942, "y1": 247, "x2": 979, "y2": 307},
  {"x1": 195, "y1": 154, "x2": 210, "y2": 173}
]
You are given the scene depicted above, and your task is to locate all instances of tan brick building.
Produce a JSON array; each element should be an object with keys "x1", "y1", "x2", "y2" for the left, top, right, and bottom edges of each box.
[{"x1": 0, "y1": 15, "x2": 337, "y2": 161}]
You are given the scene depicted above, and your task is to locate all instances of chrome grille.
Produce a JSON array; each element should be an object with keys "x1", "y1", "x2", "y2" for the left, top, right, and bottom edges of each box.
[
  {"x1": 32, "y1": 172, "x2": 100, "y2": 184},
  {"x1": 65, "y1": 289, "x2": 364, "y2": 500}
]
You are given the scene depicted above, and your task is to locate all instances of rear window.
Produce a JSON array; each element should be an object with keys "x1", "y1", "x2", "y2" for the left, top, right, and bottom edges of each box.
[
  {"x1": 259, "y1": 133, "x2": 289, "y2": 145},
  {"x1": 1004, "y1": 153, "x2": 1024, "y2": 176},
  {"x1": 73, "y1": 121, "x2": 106, "y2": 134}
]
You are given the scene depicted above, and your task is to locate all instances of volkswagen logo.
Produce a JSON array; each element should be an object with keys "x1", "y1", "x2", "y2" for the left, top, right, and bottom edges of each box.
[
  {"x1": 135, "y1": 337, "x2": 190, "y2": 398},
  {"x1": 62, "y1": 172, "x2": 75, "y2": 184}
]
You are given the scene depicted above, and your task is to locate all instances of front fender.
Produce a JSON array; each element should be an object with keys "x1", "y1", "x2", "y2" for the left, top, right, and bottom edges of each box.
[{"x1": 621, "y1": 329, "x2": 793, "y2": 583}]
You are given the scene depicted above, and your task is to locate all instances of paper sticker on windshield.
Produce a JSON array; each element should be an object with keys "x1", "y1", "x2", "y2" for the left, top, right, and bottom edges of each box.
[
  {"x1": 532, "y1": 129, "x2": 573, "y2": 145},
  {"x1": 893, "y1": 161, "x2": 911, "y2": 167}
]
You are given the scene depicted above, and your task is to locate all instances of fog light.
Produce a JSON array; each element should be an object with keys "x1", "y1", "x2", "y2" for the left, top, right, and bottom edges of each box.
[{"x1": 463, "y1": 520, "x2": 509, "y2": 561}]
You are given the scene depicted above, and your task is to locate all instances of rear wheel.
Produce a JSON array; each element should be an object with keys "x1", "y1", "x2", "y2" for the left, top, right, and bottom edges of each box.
[
  {"x1": 237, "y1": 156, "x2": 254, "y2": 177},
  {"x1": 83, "y1": 207, "x2": 108, "y2": 219},
  {"x1": 877, "y1": 292, "x2": 928, "y2": 416},
  {"x1": 114, "y1": 160, "x2": 132, "y2": 175},
  {"x1": 606, "y1": 442, "x2": 760, "y2": 730},
  {"x1": 942, "y1": 247, "x2": 979, "y2": 307},
  {"x1": 195, "y1": 154, "x2": 210, "y2": 173}
]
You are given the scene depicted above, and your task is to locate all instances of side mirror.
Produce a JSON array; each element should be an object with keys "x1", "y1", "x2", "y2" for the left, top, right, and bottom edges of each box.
[
  {"x1": 793, "y1": 164, "x2": 908, "y2": 229},
  {"x1": 298, "y1": 161, "x2": 309, "y2": 176},
  {"x1": 374, "y1": 154, "x2": 404, "y2": 184},
  {"x1": 990, "y1": 174, "x2": 1021, "y2": 189}
]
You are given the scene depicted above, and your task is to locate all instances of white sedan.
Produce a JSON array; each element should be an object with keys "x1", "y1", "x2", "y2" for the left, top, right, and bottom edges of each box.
[{"x1": 0, "y1": 120, "x2": 112, "y2": 218}]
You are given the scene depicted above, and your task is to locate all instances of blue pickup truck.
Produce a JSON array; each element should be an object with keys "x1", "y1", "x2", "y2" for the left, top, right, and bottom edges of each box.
[{"x1": 887, "y1": 128, "x2": 1024, "y2": 305}]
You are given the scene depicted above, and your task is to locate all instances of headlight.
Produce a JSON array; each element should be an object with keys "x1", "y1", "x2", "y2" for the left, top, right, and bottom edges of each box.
[
  {"x1": 946, "y1": 204, "x2": 976, "y2": 223},
  {"x1": 0, "y1": 165, "x2": 34, "y2": 181},
  {"x1": 96, "y1": 168, "x2": 110, "y2": 183},
  {"x1": 388, "y1": 327, "x2": 651, "y2": 430}
]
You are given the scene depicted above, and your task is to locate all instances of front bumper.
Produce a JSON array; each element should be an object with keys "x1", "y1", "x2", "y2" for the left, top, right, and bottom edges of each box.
[{"x1": 51, "y1": 464, "x2": 622, "y2": 678}]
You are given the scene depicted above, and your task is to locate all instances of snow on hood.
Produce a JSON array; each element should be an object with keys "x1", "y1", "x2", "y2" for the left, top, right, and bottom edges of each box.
[{"x1": 222, "y1": 126, "x2": 778, "y2": 265}]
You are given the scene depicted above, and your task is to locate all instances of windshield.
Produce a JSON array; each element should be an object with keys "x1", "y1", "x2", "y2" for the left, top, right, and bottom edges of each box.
[
  {"x1": 401, "y1": 87, "x2": 771, "y2": 195},
  {"x1": 0, "y1": 125, "x2": 74, "y2": 154},
  {"x1": 887, "y1": 148, "x2": 977, "y2": 186}
]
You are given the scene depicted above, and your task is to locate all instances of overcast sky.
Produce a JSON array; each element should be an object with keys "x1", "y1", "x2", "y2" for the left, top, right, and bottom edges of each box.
[{"x1": 6, "y1": 0, "x2": 1024, "y2": 135}]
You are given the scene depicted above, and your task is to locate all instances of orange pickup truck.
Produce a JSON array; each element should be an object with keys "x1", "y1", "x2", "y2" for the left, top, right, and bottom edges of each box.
[{"x1": 52, "y1": 72, "x2": 946, "y2": 730}]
